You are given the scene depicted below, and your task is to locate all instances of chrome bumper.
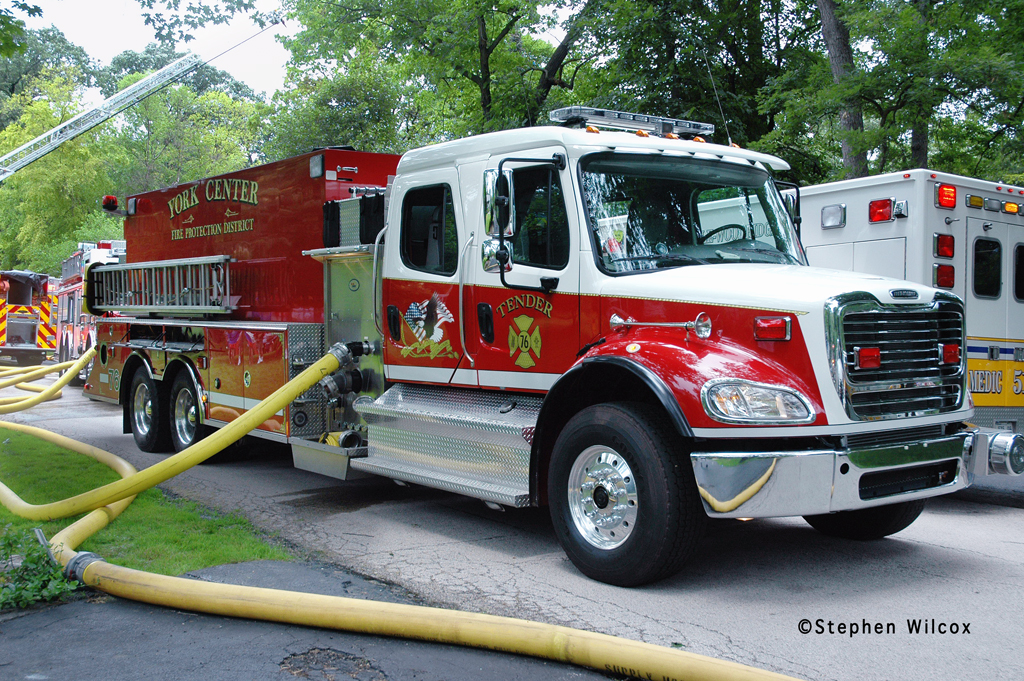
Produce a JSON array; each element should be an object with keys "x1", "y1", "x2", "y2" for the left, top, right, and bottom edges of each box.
[{"x1": 690, "y1": 430, "x2": 975, "y2": 518}]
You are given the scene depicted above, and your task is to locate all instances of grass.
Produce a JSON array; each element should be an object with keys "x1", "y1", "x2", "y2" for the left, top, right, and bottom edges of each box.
[{"x1": 0, "y1": 431, "x2": 292, "y2": 576}]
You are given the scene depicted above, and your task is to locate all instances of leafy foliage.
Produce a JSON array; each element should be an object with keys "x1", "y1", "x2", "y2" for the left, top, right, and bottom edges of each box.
[
  {"x1": 0, "y1": 2, "x2": 40, "y2": 58},
  {"x1": 0, "y1": 524, "x2": 78, "y2": 610}
]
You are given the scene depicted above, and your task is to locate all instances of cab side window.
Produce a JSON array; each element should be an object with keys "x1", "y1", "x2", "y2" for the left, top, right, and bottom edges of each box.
[
  {"x1": 401, "y1": 184, "x2": 459, "y2": 276},
  {"x1": 510, "y1": 166, "x2": 569, "y2": 269}
]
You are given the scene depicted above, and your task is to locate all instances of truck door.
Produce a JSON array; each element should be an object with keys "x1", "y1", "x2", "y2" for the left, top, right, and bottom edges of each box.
[
  {"x1": 381, "y1": 169, "x2": 468, "y2": 384},
  {"x1": 467, "y1": 154, "x2": 581, "y2": 392},
  {"x1": 965, "y1": 216, "x2": 1010, "y2": 412}
]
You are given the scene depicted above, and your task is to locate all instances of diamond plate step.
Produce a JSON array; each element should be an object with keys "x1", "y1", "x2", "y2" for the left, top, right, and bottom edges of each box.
[{"x1": 352, "y1": 383, "x2": 541, "y2": 507}]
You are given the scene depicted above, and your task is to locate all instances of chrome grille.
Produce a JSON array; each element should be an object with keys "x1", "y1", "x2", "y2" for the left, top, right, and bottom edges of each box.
[{"x1": 826, "y1": 294, "x2": 966, "y2": 421}]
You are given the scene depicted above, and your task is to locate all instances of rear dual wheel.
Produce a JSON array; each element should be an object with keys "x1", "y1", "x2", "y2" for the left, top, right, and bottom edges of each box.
[
  {"x1": 548, "y1": 402, "x2": 706, "y2": 587},
  {"x1": 129, "y1": 370, "x2": 209, "y2": 454},
  {"x1": 169, "y1": 372, "x2": 209, "y2": 452}
]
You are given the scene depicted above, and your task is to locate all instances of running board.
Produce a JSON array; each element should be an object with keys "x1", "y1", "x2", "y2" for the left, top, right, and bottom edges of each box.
[{"x1": 352, "y1": 383, "x2": 540, "y2": 507}]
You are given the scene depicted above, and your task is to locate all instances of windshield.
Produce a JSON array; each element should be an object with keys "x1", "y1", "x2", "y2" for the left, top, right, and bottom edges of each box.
[{"x1": 579, "y1": 153, "x2": 805, "y2": 273}]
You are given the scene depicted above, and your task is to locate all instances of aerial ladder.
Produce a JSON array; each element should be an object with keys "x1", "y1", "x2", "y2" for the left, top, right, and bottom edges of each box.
[{"x1": 0, "y1": 54, "x2": 204, "y2": 182}]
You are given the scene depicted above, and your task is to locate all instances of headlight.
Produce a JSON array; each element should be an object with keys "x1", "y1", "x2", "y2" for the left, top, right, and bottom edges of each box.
[{"x1": 701, "y1": 379, "x2": 815, "y2": 424}]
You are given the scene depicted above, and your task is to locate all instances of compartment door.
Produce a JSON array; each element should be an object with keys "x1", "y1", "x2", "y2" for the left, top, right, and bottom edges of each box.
[{"x1": 965, "y1": 217, "x2": 1009, "y2": 409}]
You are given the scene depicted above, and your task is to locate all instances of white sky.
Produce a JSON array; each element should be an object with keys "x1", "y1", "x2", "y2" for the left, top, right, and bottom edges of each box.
[{"x1": 23, "y1": 0, "x2": 294, "y2": 97}]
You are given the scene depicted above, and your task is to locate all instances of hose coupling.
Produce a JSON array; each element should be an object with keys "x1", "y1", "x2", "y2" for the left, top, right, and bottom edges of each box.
[
  {"x1": 327, "y1": 342, "x2": 354, "y2": 368},
  {"x1": 318, "y1": 369, "x2": 364, "y2": 407},
  {"x1": 64, "y1": 551, "x2": 106, "y2": 584}
]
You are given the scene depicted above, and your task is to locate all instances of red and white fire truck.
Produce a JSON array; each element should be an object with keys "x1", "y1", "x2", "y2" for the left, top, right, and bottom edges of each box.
[
  {"x1": 85, "y1": 108, "x2": 1019, "y2": 585},
  {"x1": 55, "y1": 241, "x2": 125, "y2": 384},
  {"x1": 800, "y1": 169, "x2": 1024, "y2": 449},
  {"x1": 0, "y1": 270, "x2": 57, "y2": 366}
]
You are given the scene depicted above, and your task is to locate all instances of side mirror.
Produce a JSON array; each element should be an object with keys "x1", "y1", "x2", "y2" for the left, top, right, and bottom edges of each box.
[{"x1": 483, "y1": 168, "x2": 515, "y2": 237}]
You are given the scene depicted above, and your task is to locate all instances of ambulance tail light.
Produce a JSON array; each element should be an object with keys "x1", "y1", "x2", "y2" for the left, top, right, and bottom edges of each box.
[
  {"x1": 753, "y1": 316, "x2": 791, "y2": 341},
  {"x1": 868, "y1": 199, "x2": 894, "y2": 222},
  {"x1": 940, "y1": 343, "x2": 961, "y2": 365},
  {"x1": 936, "y1": 184, "x2": 957, "y2": 209},
  {"x1": 933, "y1": 264, "x2": 955, "y2": 289},
  {"x1": 933, "y1": 233, "x2": 955, "y2": 259},
  {"x1": 855, "y1": 347, "x2": 881, "y2": 370}
]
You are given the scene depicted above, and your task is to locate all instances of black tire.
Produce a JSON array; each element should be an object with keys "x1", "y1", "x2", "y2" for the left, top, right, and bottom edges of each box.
[
  {"x1": 128, "y1": 370, "x2": 172, "y2": 452},
  {"x1": 169, "y1": 372, "x2": 209, "y2": 452},
  {"x1": 547, "y1": 402, "x2": 706, "y2": 586},
  {"x1": 803, "y1": 499, "x2": 926, "y2": 540}
]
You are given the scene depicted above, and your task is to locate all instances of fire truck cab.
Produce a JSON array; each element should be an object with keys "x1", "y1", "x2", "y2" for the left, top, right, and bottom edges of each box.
[
  {"x1": 85, "y1": 110, "x2": 1018, "y2": 586},
  {"x1": 0, "y1": 270, "x2": 56, "y2": 366}
]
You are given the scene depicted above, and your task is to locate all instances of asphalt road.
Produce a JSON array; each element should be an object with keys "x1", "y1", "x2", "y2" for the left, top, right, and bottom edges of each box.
[{"x1": 2, "y1": 374, "x2": 1023, "y2": 681}]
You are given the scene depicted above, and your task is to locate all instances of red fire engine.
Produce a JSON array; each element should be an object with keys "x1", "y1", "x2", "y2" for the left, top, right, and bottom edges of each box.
[
  {"x1": 0, "y1": 270, "x2": 57, "y2": 366},
  {"x1": 55, "y1": 241, "x2": 125, "y2": 384},
  {"x1": 85, "y1": 107, "x2": 1019, "y2": 585}
]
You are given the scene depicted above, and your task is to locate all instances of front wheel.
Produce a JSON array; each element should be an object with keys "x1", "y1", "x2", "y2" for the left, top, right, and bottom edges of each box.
[
  {"x1": 169, "y1": 372, "x2": 208, "y2": 452},
  {"x1": 548, "y1": 402, "x2": 706, "y2": 586},
  {"x1": 129, "y1": 370, "x2": 171, "y2": 452},
  {"x1": 803, "y1": 499, "x2": 926, "y2": 540}
]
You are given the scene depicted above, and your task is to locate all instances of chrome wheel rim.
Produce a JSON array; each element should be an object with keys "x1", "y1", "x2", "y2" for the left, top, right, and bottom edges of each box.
[
  {"x1": 132, "y1": 382, "x2": 152, "y2": 437},
  {"x1": 567, "y1": 445, "x2": 638, "y2": 550},
  {"x1": 173, "y1": 387, "x2": 196, "y2": 446}
]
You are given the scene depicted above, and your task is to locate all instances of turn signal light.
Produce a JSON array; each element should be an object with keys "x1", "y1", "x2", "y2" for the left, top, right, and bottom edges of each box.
[
  {"x1": 936, "y1": 184, "x2": 957, "y2": 208},
  {"x1": 754, "y1": 316, "x2": 791, "y2": 341},
  {"x1": 940, "y1": 343, "x2": 961, "y2": 365},
  {"x1": 1004, "y1": 201, "x2": 1020, "y2": 214},
  {"x1": 934, "y1": 264, "x2": 955, "y2": 288},
  {"x1": 934, "y1": 233, "x2": 955, "y2": 258},
  {"x1": 869, "y1": 198, "x2": 894, "y2": 222},
  {"x1": 855, "y1": 347, "x2": 881, "y2": 370}
]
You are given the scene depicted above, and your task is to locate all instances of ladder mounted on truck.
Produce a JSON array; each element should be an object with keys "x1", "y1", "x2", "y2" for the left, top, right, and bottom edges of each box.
[
  {"x1": 85, "y1": 255, "x2": 235, "y2": 317},
  {"x1": 0, "y1": 54, "x2": 204, "y2": 182}
]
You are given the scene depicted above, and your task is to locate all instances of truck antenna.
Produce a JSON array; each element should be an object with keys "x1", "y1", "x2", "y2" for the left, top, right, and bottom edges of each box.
[{"x1": 702, "y1": 49, "x2": 732, "y2": 146}]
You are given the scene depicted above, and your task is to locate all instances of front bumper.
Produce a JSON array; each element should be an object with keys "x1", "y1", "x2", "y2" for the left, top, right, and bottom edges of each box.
[{"x1": 691, "y1": 430, "x2": 975, "y2": 518}]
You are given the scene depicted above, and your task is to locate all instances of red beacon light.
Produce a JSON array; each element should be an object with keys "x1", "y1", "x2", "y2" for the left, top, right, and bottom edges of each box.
[
  {"x1": 754, "y1": 316, "x2": 792, "y2": 341},
  {"x1": 934, "y1": 264, "x2": 955, "y2": 288},
  {"x1": 869, "y1": 198, "x2": 894, "y2": 222},
  {"x1": 936, "y1": 184, "x2": 957, "y2": 208},
  {"x1": 940, "y1": 343, "x2": 961, "y2": 365},
  {"x1": 101, "y1": 195, "x2": 119, "y2": 212},
  {"x1": 855, "y1": 347, "x2": 882, "y2": 370}
]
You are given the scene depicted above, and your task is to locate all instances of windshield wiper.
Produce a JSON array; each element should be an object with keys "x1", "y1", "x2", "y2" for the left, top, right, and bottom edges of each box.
[
  {"x1": 610, "y1": 252, "x2": 709, "y2": 266},
  {"x1": 714, "y1": 246, "x2": 799, "y2": 264}
]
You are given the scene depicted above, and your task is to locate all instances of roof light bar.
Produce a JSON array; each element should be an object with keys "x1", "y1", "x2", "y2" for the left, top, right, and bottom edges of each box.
[{"x1": 549, "y1": 106, "x2": 715, "y2": 137}]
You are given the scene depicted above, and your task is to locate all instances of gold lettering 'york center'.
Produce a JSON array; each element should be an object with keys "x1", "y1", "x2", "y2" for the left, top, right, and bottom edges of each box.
[{"x1": 496, "y1": 293, "x2": 553, "y2": 319}]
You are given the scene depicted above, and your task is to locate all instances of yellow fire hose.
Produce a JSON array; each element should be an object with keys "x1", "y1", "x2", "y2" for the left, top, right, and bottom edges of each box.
[{"x1": 0, "y1": 350, "x2": 802, "y2": 681}]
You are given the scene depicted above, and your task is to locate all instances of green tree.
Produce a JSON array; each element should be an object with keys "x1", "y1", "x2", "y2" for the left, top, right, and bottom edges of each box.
[
  {"x1": 0, "y1": 2, "x2": 40, "y2": 57},
  {"x1": 96, "y1": 41, "x2": 258, "y2": 101},
  {"x1": 108, "y1": 72, "x2": 259, "y2": 195},
  {"x1": 0, "y1": 26, "x2": 92, "y2": 128},
  {"x1": 0, "y1": 68, "x2": 112, "y2": 272},
  {"x1": 281, "y1": 0, "x2": 599, "y2": 136}
]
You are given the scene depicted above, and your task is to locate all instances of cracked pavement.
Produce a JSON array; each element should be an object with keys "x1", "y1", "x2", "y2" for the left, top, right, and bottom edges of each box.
[{"x1": 2, "y1": 377, "x2": 1023, "y2": 680}]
